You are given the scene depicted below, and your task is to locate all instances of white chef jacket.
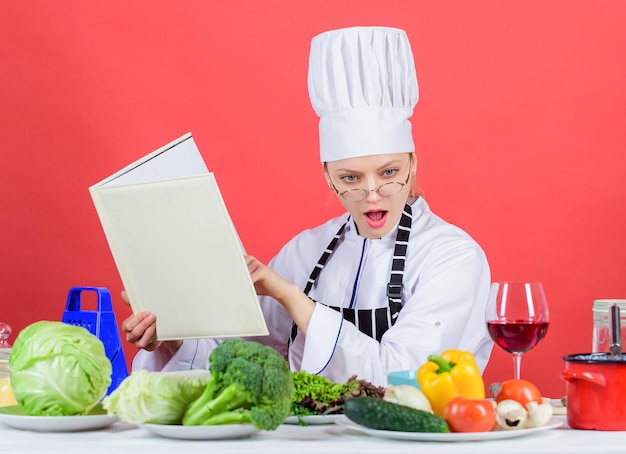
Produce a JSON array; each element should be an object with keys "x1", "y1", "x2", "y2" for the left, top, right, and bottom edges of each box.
[{"x1": 132, "y1": 197, "x2": 493, "y2": 386}]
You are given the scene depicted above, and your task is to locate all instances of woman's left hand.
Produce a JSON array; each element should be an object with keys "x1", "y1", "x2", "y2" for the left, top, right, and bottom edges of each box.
[
  {"x1": 245, "y1": 255, "x2": 315, "y2": 333},
  {"x1": 245, "y1": 255, "x2": 293, "y2": 301}
]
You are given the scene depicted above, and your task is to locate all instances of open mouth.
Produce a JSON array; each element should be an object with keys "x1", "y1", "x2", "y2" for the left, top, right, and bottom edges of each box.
[
  {"x1": 366, "y1": 210, "x2": 386, "y2": 221},
  {"x1": 364, "y1": 210, "x2": 388, "y2": 228}
]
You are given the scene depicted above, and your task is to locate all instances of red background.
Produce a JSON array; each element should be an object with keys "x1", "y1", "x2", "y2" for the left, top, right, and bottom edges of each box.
[{"x1": 1, "y1": 1, "x2": 625, "y2": 398}]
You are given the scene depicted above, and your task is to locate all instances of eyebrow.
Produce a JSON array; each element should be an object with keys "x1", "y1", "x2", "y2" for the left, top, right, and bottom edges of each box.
[{"x1": 332, "y1": 159, "x2": 406, "y2": 174}]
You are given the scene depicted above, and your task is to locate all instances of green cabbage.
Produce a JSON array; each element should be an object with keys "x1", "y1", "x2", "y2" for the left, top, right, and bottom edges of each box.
[
  {"x1": 102, "y1": 369, "x2": 211, "y2": 424},
  {"x1": 9, "y1": 320, "x2": 112, "y2": 416}
]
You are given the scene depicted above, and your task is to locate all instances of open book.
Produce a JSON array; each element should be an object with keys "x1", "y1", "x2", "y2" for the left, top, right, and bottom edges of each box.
[{"x1": 89, "y1": 133, "x2": 269, "y2": 340}]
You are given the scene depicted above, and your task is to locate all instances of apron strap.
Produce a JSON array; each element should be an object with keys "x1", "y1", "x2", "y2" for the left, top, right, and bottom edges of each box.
[
  {"x1": 303, "y1": 221, "x2": 348, "y2": 295},
  {"x1": 387, "y1": 203, "x2": 412, "y2": 321},
  {"x1": 290, "y1": 219, "x2": 349, "y2": 344}
]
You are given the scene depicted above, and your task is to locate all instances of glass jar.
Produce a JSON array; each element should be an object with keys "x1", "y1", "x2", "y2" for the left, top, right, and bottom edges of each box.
[
  {"x1": 0, "y1": 322, "x2": 16, "y2": 407},
  {"x1": 592, "y1": 300, "x2": 626, "y2": 353}
]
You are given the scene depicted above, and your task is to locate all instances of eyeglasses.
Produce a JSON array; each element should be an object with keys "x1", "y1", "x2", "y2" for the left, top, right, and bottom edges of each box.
[{"x1": 328, "y1": 160, "x2": 413, "y2": 202}]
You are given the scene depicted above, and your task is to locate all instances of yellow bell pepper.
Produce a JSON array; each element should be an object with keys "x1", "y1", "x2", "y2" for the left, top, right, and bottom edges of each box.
[{"x1": 417, "y1": 349, "x2": 485, "y2": 417}]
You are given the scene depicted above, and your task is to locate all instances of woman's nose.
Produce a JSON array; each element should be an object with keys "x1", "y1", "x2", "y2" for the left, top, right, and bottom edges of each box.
[{"x1": 364, "y1": 177, "x2": 382, "y2": 201}]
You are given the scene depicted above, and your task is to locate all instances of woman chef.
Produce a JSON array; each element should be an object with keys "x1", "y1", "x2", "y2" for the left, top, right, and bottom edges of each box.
[{"x1": 123, "y1": 26, "x2": 493, "y2": 386}]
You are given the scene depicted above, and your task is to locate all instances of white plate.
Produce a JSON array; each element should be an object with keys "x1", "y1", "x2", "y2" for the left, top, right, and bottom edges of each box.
[
  {"x1": 284, "y1": 414, "x2": 344, "y2": 425},
  {"x1": 141, "y1": 423, "x2": 259, "y2": 440},
  {"x1": 335, "y1": 416, "x2": 563, "y2": 442},
  {"x1": 0, "y1": 406, "x2": 118, "y2": 432}
]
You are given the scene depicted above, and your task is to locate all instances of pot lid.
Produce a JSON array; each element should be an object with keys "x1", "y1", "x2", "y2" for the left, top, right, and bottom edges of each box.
[{"x1": 563, "y1": 353, "x2": 626, "y2": 364}]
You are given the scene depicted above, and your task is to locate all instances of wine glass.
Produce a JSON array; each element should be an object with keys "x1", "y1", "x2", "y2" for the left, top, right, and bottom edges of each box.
[{"x1": 486, "y1": 281, "x2": 549, "y2": 379}]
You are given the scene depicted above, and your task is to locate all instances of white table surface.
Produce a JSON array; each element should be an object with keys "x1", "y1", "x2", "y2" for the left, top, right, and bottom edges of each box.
[{"x1": 2, "y1": 415, "x2": 626, "y2": 454}]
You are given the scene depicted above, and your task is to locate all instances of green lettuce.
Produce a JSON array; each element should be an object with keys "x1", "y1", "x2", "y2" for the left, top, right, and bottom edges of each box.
[
  {"x1": 102, "y1": 369, "x2": 211, "y2": 424},
  {"x1": 9, "y1": 320, "x2": 112, "y2": 416},
  {"x1": 290, "y1": 371, "x2": 385, "y2": 416}
]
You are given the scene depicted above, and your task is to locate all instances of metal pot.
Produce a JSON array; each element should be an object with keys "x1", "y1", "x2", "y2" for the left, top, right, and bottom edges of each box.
[{"x1": 561, "y1": 353, "x2": 626, "y2": 430}]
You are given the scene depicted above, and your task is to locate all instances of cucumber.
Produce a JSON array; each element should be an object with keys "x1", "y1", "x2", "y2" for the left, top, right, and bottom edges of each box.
[{"x1": 344, "y1": 397, "x2": 449, "y2": 433}]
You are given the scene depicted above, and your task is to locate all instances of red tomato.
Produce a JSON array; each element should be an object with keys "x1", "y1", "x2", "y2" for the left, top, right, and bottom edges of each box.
[
  {"x1": 494, "y1": 379, "x2": 543, "y2": 409},
  {"x1": 443, "y1": 397, "x2": 496, "y2": 433}
]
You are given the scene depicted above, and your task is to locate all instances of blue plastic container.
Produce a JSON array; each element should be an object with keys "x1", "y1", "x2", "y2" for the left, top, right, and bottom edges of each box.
[
  {"x1": 61, "y1": 286, "x2": 128, "y2": 395},
  {"x1": 387, "y1": 369, "x2": 421, "y2": 388}
]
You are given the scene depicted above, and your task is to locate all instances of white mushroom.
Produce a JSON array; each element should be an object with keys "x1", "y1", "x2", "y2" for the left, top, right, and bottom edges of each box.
[
  {"x1": 383, "y1": 385, "x2": 433, "y2": 413},
  {"x1": 495, "y1": 399, "x2": 528, "y2": 430},
  {"x1": 526, "y1": 401, "x2": 553, "y2": 428}
]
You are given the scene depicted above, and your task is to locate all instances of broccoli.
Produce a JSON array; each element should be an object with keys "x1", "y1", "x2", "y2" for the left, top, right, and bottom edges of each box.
[{"x1": 182, "y1": 339, "x2": 294, "y2": 430}]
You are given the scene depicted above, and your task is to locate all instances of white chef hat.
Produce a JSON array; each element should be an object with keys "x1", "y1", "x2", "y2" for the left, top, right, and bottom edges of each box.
[{"x1": 308, "y1": 26, "x2": 419, "y2": 163}]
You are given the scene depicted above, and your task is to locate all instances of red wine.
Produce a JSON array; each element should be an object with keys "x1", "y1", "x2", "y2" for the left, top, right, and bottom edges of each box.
[{"x1": 487, "y1": 321, "x2": 549, "y2": 354}]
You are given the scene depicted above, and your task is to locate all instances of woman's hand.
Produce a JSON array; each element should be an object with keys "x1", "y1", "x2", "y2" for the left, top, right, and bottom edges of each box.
[
  {"x1": 245, "y1": 256, "x2": 294, "y2": 301},
  {"x1": 245, "y1": 255, "x2": 315, "y2": 334},
  {"x1": 120, "y1": 290, "x2": 182, "y2": 354}
]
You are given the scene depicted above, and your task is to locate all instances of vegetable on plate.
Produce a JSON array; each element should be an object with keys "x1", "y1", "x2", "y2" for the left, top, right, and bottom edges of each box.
[
  {"x1": 344, "y1": 396, "x2": 449, "y2": 433},
  {"x1": 494, "y1": 399, "x2": 553, "y2": 430},
  {"x1": 182, "y1": 338, "x2": 294, "y2": 430},
  {"x1": 290, "y1": 371, "x2": 384, "y2": 416},
  {"x1": 492, "y1": 379, "x2": 543, "y2": 409},
  {"x1": 417, "y1": 350, "x2": 485, "y2": 417},
  {"x1": 443, "y1": 396, "x2": 496, "y2": 432},
  {"x1": 102, "y1": 369, "x2": 211, "y2": 424},
  {"x1": 383, "y1": 384, "x2": 433, "y2": 413},
  {"x1": 9, "y1": 320, "x2": 112, "y2": 416},
  {"x1": 490, "y1": 379, "x2": 552, "y2": 430}
]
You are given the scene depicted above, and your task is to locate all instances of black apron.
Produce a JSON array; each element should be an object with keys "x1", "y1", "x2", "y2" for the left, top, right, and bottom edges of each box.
[{"x1": 290, "y1": 203, "x2": 413, "y2": 343}]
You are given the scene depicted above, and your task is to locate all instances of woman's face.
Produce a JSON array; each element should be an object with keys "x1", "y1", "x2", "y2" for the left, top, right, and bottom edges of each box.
[{"x1": 325, "y1": 152, "x2": 416, "y2": 239}]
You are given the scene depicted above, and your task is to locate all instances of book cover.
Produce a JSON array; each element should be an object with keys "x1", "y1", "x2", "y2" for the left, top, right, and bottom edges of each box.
[{"x1": 89, "y1": 133, "x2": 269, "y2": 340}]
